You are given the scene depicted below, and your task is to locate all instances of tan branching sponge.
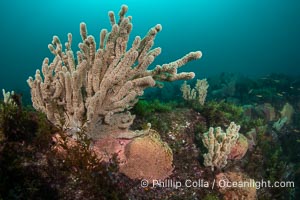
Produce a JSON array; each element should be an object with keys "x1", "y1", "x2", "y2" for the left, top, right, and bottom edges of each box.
[
  {"x1": 27, "y1": 5, "x2": 202, "y2": 139},
  {"x1": 201, "y1": 122, "x2": 240, "y2": 171},
  {"x1": 181, "y1": 79, "x2": 209, "y2": 105}
]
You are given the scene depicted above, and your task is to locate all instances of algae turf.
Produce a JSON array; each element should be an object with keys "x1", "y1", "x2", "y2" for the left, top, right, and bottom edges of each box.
[
  {"x1": 0, "y1": 99, "x2": 128, "y2": 200},
  {"x1": 131, "y1": 99, "x2": 177, "y2": 133},
  {"x1": 194, "y1": 100, "x2": 244, "y2": 128},
  {"x1": 132, "y1": 99, "x2": 175, "y2": 117},
  {"x1": 0, "y1": 101, "x2": 58, "y2": 199}
]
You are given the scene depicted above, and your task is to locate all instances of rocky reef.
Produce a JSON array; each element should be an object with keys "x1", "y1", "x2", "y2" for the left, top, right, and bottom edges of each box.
[{"x1": 1, "y1": 4, "x2": 299, "y2": 200}]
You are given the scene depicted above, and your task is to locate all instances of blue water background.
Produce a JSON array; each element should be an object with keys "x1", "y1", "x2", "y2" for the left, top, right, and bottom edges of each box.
[{"x1": 0, "y1": 0, "x2": 299, "y2": 94}]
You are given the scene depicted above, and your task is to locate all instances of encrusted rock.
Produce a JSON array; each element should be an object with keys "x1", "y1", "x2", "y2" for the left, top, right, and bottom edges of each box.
[
  {"x1": 228, "y1": 134, "x2": 249, "y2": 160},
  {"x1": 216, "y1": 171, "x2": 256, "y2": 200},
  {"x1": 119, "y1": 129, "x2": 173, "y2": 181}
]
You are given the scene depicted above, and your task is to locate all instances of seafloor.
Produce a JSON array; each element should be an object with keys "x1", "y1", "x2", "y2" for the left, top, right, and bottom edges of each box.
[{"x1": 0, "y1": 73, "x2": 299, "y2": 200}]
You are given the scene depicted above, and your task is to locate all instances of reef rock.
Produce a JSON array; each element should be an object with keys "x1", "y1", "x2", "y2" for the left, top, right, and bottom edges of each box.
[
  {"x1": 228, "y1": 134, "x2": 249, "y2": 160},
  {"x1": 216, "y1": 171, "x2": 256, "y2": 200},
  {"x1": 280, "y1": 102, "x2": 294, "y2": 124},
  {"x1": 119, "y1": 129, "x2": 173, "y2": 181}
]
